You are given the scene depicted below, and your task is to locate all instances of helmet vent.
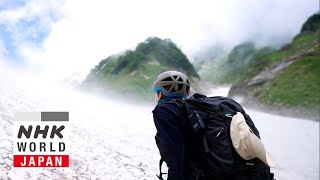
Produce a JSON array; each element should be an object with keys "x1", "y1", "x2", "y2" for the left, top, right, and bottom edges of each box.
[
  {"x1": 173, "y1": 75, "x2": 178, "y2": 80},
  {"x1": 162, "y1": 77, "x2": 173, "y2": 82},
  {"x1": 187, "y1": 79, "x2": 190, "y2": 84},
  {"x1": 177, "y1": 77, "x2": 183, "y2": 82},
  {"x1": 163, "y1": 85, "x2": 172, "y2": 92},
  {"x1": 178, "y1": 84, "x2": 183, "y2": 91}
]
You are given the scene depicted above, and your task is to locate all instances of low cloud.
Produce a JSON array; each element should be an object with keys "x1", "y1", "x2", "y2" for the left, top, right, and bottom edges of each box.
[{"x1": 0, "y1": 0, "x2": 318, "y2": 82}]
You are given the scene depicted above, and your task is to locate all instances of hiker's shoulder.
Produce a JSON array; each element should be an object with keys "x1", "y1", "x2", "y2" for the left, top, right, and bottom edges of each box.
[{"x1": 153, "y1": 99, "x2": 185, "y2": 116}]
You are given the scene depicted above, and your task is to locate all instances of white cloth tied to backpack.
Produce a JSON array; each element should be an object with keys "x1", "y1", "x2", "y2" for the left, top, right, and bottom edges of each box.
[{"x1": 230, "y1": 112, "x2": 277, "y2": 168}]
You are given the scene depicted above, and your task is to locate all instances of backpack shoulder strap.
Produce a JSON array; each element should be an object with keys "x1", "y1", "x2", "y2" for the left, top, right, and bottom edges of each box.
[
  {"x1": 160, "y1": 99, "x2": 186, "y2": 111},
  {"x1": 156, "y1": 157, "x2": 167, "y2": 180}
]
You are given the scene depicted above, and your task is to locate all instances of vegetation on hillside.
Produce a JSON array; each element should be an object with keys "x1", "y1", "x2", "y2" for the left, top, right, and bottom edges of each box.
[
  {"x1": 256, "y1": 13, "x2": 320, "y2": 109},
  {"x1": 228, "y1": 13, "x2": 320, "y2": 117},
  {"x1": 82, "y1": 37, "x2": 200, "y2": 101},
  {"x1": 258, "y1": 51, "x2": 320, "y2": 108},
  {"x1": 200, "y1": 42, "x2": 275, "y2": 84},
  {"x1": 202, "y1": 13, "x2": 320, "y2": 86}
]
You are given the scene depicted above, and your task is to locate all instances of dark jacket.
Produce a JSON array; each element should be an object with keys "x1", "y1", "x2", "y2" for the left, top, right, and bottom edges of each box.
[{"x1": 153, "y1": 100, "x2": 192, "y2": 180}]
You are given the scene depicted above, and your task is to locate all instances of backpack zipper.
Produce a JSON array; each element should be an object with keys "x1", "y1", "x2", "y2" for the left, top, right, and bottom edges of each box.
[{"x1": 216, "y1": 128, "x2": 224, "y2": 137}]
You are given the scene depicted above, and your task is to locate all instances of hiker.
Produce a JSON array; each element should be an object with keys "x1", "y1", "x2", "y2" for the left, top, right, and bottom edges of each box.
[{"x1": 152, "y1": 70, "x2": 276, "y2": 180}]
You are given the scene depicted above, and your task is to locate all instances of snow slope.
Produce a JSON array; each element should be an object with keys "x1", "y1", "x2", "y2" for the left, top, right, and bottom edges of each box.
[{"x1": 0, "y1": 79, "x2": 319, "y2": 179}]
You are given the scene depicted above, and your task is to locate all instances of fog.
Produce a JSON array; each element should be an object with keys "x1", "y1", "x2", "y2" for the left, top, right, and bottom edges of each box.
[{"x1": 0, "y1": 0, "x2": 319, "y2": 82}]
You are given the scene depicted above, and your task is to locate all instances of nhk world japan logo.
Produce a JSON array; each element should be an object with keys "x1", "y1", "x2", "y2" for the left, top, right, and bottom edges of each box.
[{"x1": 13, "y1": 112, "x2": 69, "y2": 167}]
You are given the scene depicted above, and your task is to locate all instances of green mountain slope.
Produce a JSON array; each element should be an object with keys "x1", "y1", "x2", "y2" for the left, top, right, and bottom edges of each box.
[
  {"x1": 82, "y1": 37, "x2": 199, "y2": 101},
  {"x1": 258, "y1": 52, "x2": 319, "y2": 108},
  {"x1": 229, "y1": 13, "x2": 320, "y2": 120},
  {"x1": 216, "y1": 42, "x2": 268, "y2": 83},
  {"x1": 199, "y1": 42, "x2": 275, "y2": 84}
]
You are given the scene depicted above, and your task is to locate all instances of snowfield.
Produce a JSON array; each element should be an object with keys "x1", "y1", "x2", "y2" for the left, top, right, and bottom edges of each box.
[{"x1": 0, "y1": 78, "x2": 319, "y2": 180}]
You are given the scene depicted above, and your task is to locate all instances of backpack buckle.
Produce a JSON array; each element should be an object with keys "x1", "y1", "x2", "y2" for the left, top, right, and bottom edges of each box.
[{"x1": 189, "y1": 113, "x2": 206, "y2": 134}]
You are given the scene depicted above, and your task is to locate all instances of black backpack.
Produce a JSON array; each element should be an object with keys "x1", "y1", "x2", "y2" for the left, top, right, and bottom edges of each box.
[{"x1": 157, "y1": 93, "x2": 274, "y2": 180}]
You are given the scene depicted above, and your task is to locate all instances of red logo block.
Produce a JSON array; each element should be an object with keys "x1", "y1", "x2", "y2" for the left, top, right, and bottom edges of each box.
[{"x1": 14, "y1": 155, "x2": 69, "y2": 167}]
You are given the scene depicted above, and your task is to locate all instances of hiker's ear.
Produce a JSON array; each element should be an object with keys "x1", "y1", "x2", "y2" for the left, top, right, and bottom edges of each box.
[
  {"x1": 159, "y1": 91, "x2": 166, "y2": 99},
  {"x1": 155, "y1": 91, "x2": 161, "y2": 102},
  {"x1": 155, "y1": 91, "x2": 166, "y2": 102}
]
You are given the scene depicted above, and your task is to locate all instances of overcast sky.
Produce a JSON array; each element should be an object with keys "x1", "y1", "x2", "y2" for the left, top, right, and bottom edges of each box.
[{"x1": 0, "y1": 0, "x2": 318, "y2": 82}]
